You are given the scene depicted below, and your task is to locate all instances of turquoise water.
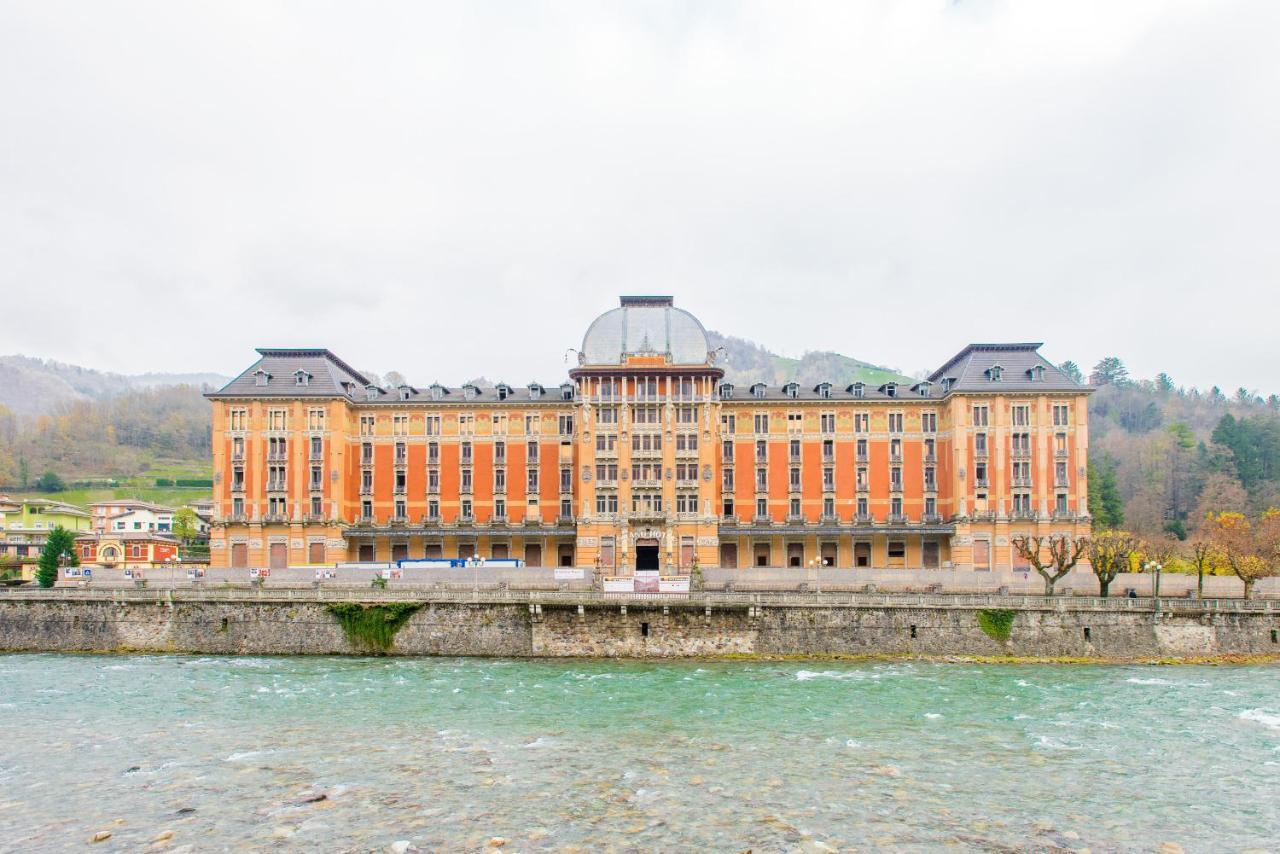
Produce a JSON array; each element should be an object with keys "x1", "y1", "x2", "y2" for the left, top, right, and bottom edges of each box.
[{"x1": 1, "y1": 656, "x2": 1278, "y2": 851}]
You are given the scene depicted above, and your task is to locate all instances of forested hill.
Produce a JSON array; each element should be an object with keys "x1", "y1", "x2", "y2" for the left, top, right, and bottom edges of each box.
[
  {"x1": 1079, "y1": 357, "x2": 1280, "y2": 539},
  {"x1": 706, "y1": 332, "x2": 913, "y2": 387},
  {"x1": 0, "y1": 354, "x2": 230, "y2": 416}
]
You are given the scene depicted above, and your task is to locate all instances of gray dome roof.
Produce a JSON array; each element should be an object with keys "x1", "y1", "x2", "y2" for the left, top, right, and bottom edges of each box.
[{"x1": 581, "y1": 296, "x2": 710, "y2": 366}]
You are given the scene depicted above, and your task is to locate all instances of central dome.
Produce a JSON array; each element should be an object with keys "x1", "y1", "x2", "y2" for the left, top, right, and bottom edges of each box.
[{"x1": 580, "y1": 296, "x2": 710, "y2": 366}]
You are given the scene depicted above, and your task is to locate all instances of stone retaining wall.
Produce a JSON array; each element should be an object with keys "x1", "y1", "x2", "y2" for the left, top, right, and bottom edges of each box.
[{"x1": 2, "y1": 597, "x2": 1278, "y2": 659}]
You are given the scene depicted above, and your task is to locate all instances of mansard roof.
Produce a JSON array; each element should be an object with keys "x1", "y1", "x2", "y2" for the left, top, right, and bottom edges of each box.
[
  {"x1": 927, "y1": 343, "x2": 1086, "y2": 392},
  {"x1": 209, "y1": 349, "x2": 370, "y2": 398}
]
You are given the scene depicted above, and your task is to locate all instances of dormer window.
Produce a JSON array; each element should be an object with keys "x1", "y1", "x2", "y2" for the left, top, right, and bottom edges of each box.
[
  {"x1": 915, "y1": 381, "x2": 932, "y2": 398},
  {"x1": 986, "y1": 365, "x2": 1004, "y2": 382},
  {"x1": 941, "y1": 377, "x2": 954, "y2": 394},
  {"x1": 719, "y1": 383, "x2": 734, "y2": 399},
  {"x1": 751, "y1": 383, "x2": 767, "y2": 399},
  {"x1": 560, "y1": 383, "x2": 574, "y2": 401},
  {"x1": 496, "y1": 384, "x2": 511, "y2": 401},
  {"x1": 783, "y1": 382, "x2": 800, "y2": 399},
  {"x1": 429, "y1": 384, "x2": 446, "y2": 401},
  {"x1": 1027, "y1": 365, "x2": 1045, "y2": 382},
  {"x1": 398, "y1": 385, "x2": 413, "y2": 401},
  {"x1": 463, "y1": 384, "x2": 479, "y2": 401},
  {"x1": 815, "y1": 382, "x2": 832, "y2": 399},
  {"x1": 528, "y1": 384, "x2": 543, "y2": 400},
  {"x1": 294, "y1": 370, "x2": 311, "y2": 387},
  {"x1": 882, "y1": 382, "x2": 897, "y2": 398},
  {"x1": 848, "y1": 382, "x2": 865, "y2": 399},
  {"x1": 254, "y1": 369, "x2": 271, "y2": 387},
  {"x1": 365, "y1": 385, "x2": 380, "y2": 401}
]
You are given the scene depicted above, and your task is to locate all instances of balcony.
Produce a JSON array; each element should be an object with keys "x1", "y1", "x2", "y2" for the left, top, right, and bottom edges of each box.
[
  {"x1": 388, "y1": 515, "x2": 409, "y2": 526},
  {"x1": 752, "y1": 514, "x2": 773, "y2": 526},
  {"x1": 856, "y1": 452, "x2": 869, "y2": 463},
  {"x1": 263, "y1": 513, "x2": 289, "y2": 524},
  {"x1": 304, "y1": 514, "x2": 327, "y2": 524},
  {"x1": 1012, "y1": 477, "x2": 1032, "y2": 489},
  {"x1": 789, "y1": 452, "x2": 802, "y2": 464},
  {"x1": 1011, "y1": 448, "x2": 1032, "y2": 460},
  {"x1": 557, "y1": 514, "x2": 575, "y2": 526},
  {"x1": 628, "y1": 510, "x2": 666, "y2": 523},
  {"x1": 786, "y1": 514, "x2": 806, "y2": 525},
  {"x1": 856, "y1": 482, "x2": 869, "y2": 493},
  {"x1": 308, "y1": 480, "x2": 323, "y2": 491},
  {"x1": 923, "y1": 452, "x2": 937, "y2": 463},
  {"x1": 855, "y1": 513, "x2": 872, "y2": 525},
  {"x1": 922, "y1": 513, "x2": 942, "y2": 524},
  {"x1": 1054, "y1": 448, "x2": 1070, "y2": 459},
  {"x1": 266, "y1": 481, "x2": 288, "y2": 493},
  {"x1": 923, "y1": 481, "x2": 937, "y2": 492},
  {"x1": 360, "y1": 456, "x2": 374, "y2": 466},
  {"x1": 1011, "y1": 509, "x2": 1038, "y2": 520},
  {"x1": 460, "y1": 483, "x2": 473, "y2": 494},
  {"x1": 973, "y1": 478, "x2": 989, "y2": 489},
  {"x1": 721, "y1": 514, "x2": 740, "y2": 525},
  {"x1": 973, "y1": 449, "x2": 989, "y2": 461},
  {"x1": 1055, "y1": 477, "x2": 1070, "y2": 488},
  {"x1": 427, "y1": 483, "x2": 440, "y2": 494},
  {"x1": 231, "y1": 482, "x2": 245, "y2": 493},
  {"x1": 889, "y1": 482, "x2": 903, "y2": 493},
  {"x1": 889, "y1": 453, "x2": 903, "y2": 464},
  {"x1": 393, "y1": 484, "x2": 407, "y2": 495},
  {"x1": 427, "y1": 455, "x2": 440, "y2": 465},
  {"x1": 887, "y1": 513, "x2": 908, "y2": 525},
  {"x1": 394, "y1": 455, "x2": 407, "y2": 466},
  {"x1": 231, "y1": 450, "x2": 245, "y2": 462}
]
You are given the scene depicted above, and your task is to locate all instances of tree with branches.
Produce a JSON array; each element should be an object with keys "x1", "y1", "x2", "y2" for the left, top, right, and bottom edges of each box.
[
  {"x1": 1011, "y1": 535, "x2": 1088, "y2": 596},
  {"x1": 1085, "y1": 530, "x2": 1140, "y2": 597},
  {"x1": 1205, "y1": 509, "x2": 1280, "y2": 599},
  {"x1": 1184, "y1": 533, "x2": 1225, "y2": 600}
]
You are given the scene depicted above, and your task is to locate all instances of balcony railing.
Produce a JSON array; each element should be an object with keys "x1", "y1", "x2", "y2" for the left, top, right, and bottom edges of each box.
[
  {"x1": 856, "y1": 452, "x2": 869, "y2": 463},
  {"x1": 1055, "y1": 449, "x2": 1070, "y2": 459},
  {"x1": 266, "y1": 481, "x2": 287, "y2": 493},
  {"x1": 922, "y1": 513, "x2": 942, "y2": 524},
  {"x1": 231, "y1": 483, "x2": 245, "y2": 493},
  {"x1": 855, "y1": 513, "x2": 872, "y2": 525},
  {"x1": 1011, "y1": 448, "x2": 1032, "y2": 459},
  {"x1": 889, "y1": 482, "x2": 903, "y2": 493},
  {"x1": 887, "y1": 513, "x2": 908, "y2": 525},
  {"x1": 1012, "y1": 477, "x2": 1032, "y2": 488},
  {"x1": 973, "y1": 449, "x2": 989, "y2": 461},
  {"x1": 974, "y1": 478, "x2": 989, "y2": 489},
  {"x1": 923, "y1": 452, "x2": 937, "y2": 463}
]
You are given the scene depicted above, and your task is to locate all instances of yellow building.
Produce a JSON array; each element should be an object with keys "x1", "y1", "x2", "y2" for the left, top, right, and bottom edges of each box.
[{"x1": 207, "y1": 296, "x2": 1091, "y2": 572}]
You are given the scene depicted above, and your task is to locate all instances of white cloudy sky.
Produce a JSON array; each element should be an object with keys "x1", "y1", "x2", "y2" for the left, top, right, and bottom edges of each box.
[{"x1": 2, "y1": 1, "x2": 1277, "y2": 392}]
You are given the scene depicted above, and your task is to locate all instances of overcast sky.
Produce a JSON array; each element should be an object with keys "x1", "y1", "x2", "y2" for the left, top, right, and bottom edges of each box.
[{"x1": 2, "y1": 1, "x2": 1277, "y2": 393}]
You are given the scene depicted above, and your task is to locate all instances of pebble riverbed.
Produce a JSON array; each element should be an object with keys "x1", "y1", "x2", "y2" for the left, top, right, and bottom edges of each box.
[{"x1": 0, "y1": 654, "x2": 1278, "y2": 851}]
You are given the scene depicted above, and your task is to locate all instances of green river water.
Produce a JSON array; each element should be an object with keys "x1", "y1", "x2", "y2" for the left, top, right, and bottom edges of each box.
[{"x1": 0, "y1": 654, "x2": 1277, "y2": 851}]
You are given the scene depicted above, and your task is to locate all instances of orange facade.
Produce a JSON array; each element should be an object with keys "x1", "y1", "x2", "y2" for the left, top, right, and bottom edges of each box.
[{"x1": 207, "y1": 297, "x2": 1091, "y2": 572}]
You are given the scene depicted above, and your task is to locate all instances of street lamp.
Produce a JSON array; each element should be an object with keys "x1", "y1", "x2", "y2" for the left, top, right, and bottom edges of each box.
[
  {"x1": 166, "y1": 554, "x2": 178, "y2": 588},
  {"x1": 1144, "y1": 560, "x2": 1163, "y2": 602}
]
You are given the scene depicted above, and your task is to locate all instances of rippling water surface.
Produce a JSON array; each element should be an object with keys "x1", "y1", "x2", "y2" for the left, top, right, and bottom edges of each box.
[{"x1": 1, "y1": 655, "x2": 1278, "y2": 851}]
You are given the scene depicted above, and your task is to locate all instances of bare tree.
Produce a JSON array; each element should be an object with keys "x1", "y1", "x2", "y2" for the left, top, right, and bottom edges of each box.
[
  {"x1": 1086, "y1": 531, "x2": 1140, "y2": 597},
  {"x1": 1011, "y1": 535, "x2": 1088, "y2": 596}
]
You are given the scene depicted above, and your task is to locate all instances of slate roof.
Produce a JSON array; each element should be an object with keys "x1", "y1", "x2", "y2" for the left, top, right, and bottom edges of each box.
[
  {"x1": 926, "y1": 343, "x2": 1086, "y2": 393},
  {"x1": 208, "y1": 349, "x2": 371, "y2": 399}
]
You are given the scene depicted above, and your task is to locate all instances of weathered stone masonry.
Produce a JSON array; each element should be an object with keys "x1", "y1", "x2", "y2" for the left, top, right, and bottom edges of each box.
[{"x1": 1, "y1": 597, "x2": 1277, "y2": 659}]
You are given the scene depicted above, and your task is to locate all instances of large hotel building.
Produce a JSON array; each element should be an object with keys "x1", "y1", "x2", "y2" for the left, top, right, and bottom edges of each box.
[{"x1": 208, "y1": 296, "x2": 1091, "y2": 573}]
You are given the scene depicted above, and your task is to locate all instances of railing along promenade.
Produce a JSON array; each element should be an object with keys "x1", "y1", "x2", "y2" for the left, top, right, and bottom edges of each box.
[{"x1": 1, "y1": 584, "x2": 1275, "y2": 614}]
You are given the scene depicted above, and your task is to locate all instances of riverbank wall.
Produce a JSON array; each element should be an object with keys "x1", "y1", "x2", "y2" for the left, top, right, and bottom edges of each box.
[{"x1": 2, "y1": 589, "x2": 1278, "y2": 660}]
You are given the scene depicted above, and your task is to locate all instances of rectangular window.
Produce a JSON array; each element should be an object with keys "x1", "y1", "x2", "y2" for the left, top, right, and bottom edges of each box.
[
  {"x1": 972, "y1": 405, "x2": 989, "y2": 427},
  {"x1": 461, "y1": 469, "x2": 473, "y2": 491},
  {"x1": 425, "y1": 415, "x2": 441, "y2": 435},
  {"x1": 268, "y1": 409, "x2": 287, "y2": 431},
  {"x1": 921, "y1": 412, "x2": 936, "y2": 433},
  {"x1": 854, "y1": 413, "x2": 869, "y2": 433},
  {"x1": 394, "y1": 499, "x2": 406, "y2": 518},
  {"x1": 856, "y1": 438, "x2": 868, "y2": 460},
  {"x1": 789, "y1": 467, "x2": 801, "y2": 490},
  {"x1": 558, "y1": 414, "x2": 574, "y2": 435},
  {"x1": 755, "y1": 467, "x2": 768, "y2": 490},
  {"x1": 723, "y1": 468, "x2": 735, "y2": 490},
  {"x1": 229, "y1": 408, "x2": 248, "y2": 431},
  {"x1": 597, "y1": 406, "x2": 618, "y2": 424},
  {"x1": 754, "y1": 413, "x2": 769, "y2": 434},
  {"x1": 888, "y1": 412, "x2": 903, "y2": 433},
  {"x1": 392, "y1": 414, "x2": 409, "y2": 436},
  {"x1": 495, "y1": 498, "x2": 506, "y2": 518},
  {"x1": 310, "y1": 496, "x2": 322, "y2": 517},
  {"x1": 632, "y1": 405, "x2": 660, "y2": 424},
  {"x1": 307, "y1": 408, "x2": 326, "y2": 431},
  {"x1": 461, "y1": 441, "x2": 472, "y2": 463},
  {"x1": 822, "y1": 467, "x2": 834, "y2": 489},
  {"x1": 1012, "y1": 405, "x2": 1029, "y2": 427},
  {"x1": 677, "y1": 405, "x2": 697, "y2": 424},
  {"x1": 721, "y1": 413, "x2": 736, "y2": 433},
  {"x1": 560, "y1": 467, "x2": 572, "y2": 492},
  {"x1": 820, "y1": 412, "x2": 835, "y2": 433},
  {"x1": 495, "y1": 469, "x2": 506, "y2": 492},
  {"x1": 789, "y1": 497, "x2": 801, "y2": 517},
  {"x1": 1053, "y1": 404, "x2": 1070, "y2": 427},
  {"x1": 359, "y1": 415, "x2": 375, "y2": 436},
  {"x1": 823, "y1": 497, "x2": 834, "y2": 517},
  {"x1": 755, "y1": 440, "x2": 767, "y2": 462},
  {"x1": 527, "y1": 470, "x2": 539, "y2": 492}
]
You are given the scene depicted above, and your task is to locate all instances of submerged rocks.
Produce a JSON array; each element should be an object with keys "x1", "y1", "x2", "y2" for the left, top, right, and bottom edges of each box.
[{"x1": 91, "y1": 831, "x2": 112, "y2": 843}]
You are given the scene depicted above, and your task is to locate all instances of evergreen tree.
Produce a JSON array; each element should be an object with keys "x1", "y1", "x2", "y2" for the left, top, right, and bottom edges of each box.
[
  {"x1": 35, "y1": 525, "x2": 79, "y2": 588},
  {"x1": 1088, "y1": 455, "x2": 1124, "y2": 528},
  {"x1": 1155, "y1": 372, "x2": 1175, "y2": 393},
  {"x1": 1090, "y1": 357, "x2": 1129, "y2": 386},
  {"x1": 1058, "y1": 360, "x2": 1084, "y2": 384}
]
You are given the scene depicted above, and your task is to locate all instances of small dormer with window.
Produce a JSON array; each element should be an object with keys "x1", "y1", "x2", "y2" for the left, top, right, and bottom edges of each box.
[
  {"x1": 1027, "y1": 365, "x2": 1046, "y2": 382},
  {"x1": 985, "y1": 364, "x2": 1004, "y2": 382},
  {"x1": 495, "y1": 383, "x2": 512, "y2": 401},
  {"x1": 783, "y1": 382, "x2": 800, "y2": 399},
  {"x1": 294, "y1": 370, "x2": 312, "y2": 387},
  {"x1": 428, "y1": 383, "x2": 448, "y2": 402},
  {"x1": 462, "y1": 384, "x2": 480, "y2": 401},
  {"x1": 254, "y1": 369, "x2": 272, "y2": 387},
  {"x1": 913, "y1": 380, "x2": 932, "y2": 398},
  {"x1": 880, "y1": 382, "x2": 898, "y2": 398},
  {"x1": 528, "y1": 383, "x2": 544, "y2": 400},
  {"x1": 341, "y1": 381, "x2": 357, "y2": 397},
  {"x1": 718, "y1": 382, "x2": 734, "y2": 400},
  {"x1": 750, "y1": 382, "x2": 767, "y2": 399},
  {"x1": 364, "y1": 385, "x2": 381, "y2": 401},
  {"x1": 559, "y1": 382, "x2": 574, "y2": 401},
  {"x1": 397, "y1": 384, "x2": 416, "y2": 401},
  {"x1": 814, "y1": 382, "x2": 832, "y2": 399},
  {"x1": 847, "y1": 381, "x2": 865, "y2": 399},
  {"x1": 940, "y1": 377, "x2": 954, "y2": 395}
]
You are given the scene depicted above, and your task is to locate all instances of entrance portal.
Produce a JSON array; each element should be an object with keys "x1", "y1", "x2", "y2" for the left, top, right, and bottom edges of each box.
[{"x1": 635, "y1": 538, "x2": 660, "y2": 571}]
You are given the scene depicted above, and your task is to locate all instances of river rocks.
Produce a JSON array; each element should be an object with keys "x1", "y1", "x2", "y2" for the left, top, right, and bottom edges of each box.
[
  {"x1": 91, "y1": 831, "x2": 112, "y2": 843},
  {"x1": 152, "y1": 830, "x2": 174, "y2": 842},
  {"x1": 1157, "y1": 844, "x2": 1184, "y2": 854},
  {"x1": 487, "y1": 837, "x2": 508, "y2": 847},
  {"x1": 388, "y1": 841, "x2": 418, "y2": 853}
]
